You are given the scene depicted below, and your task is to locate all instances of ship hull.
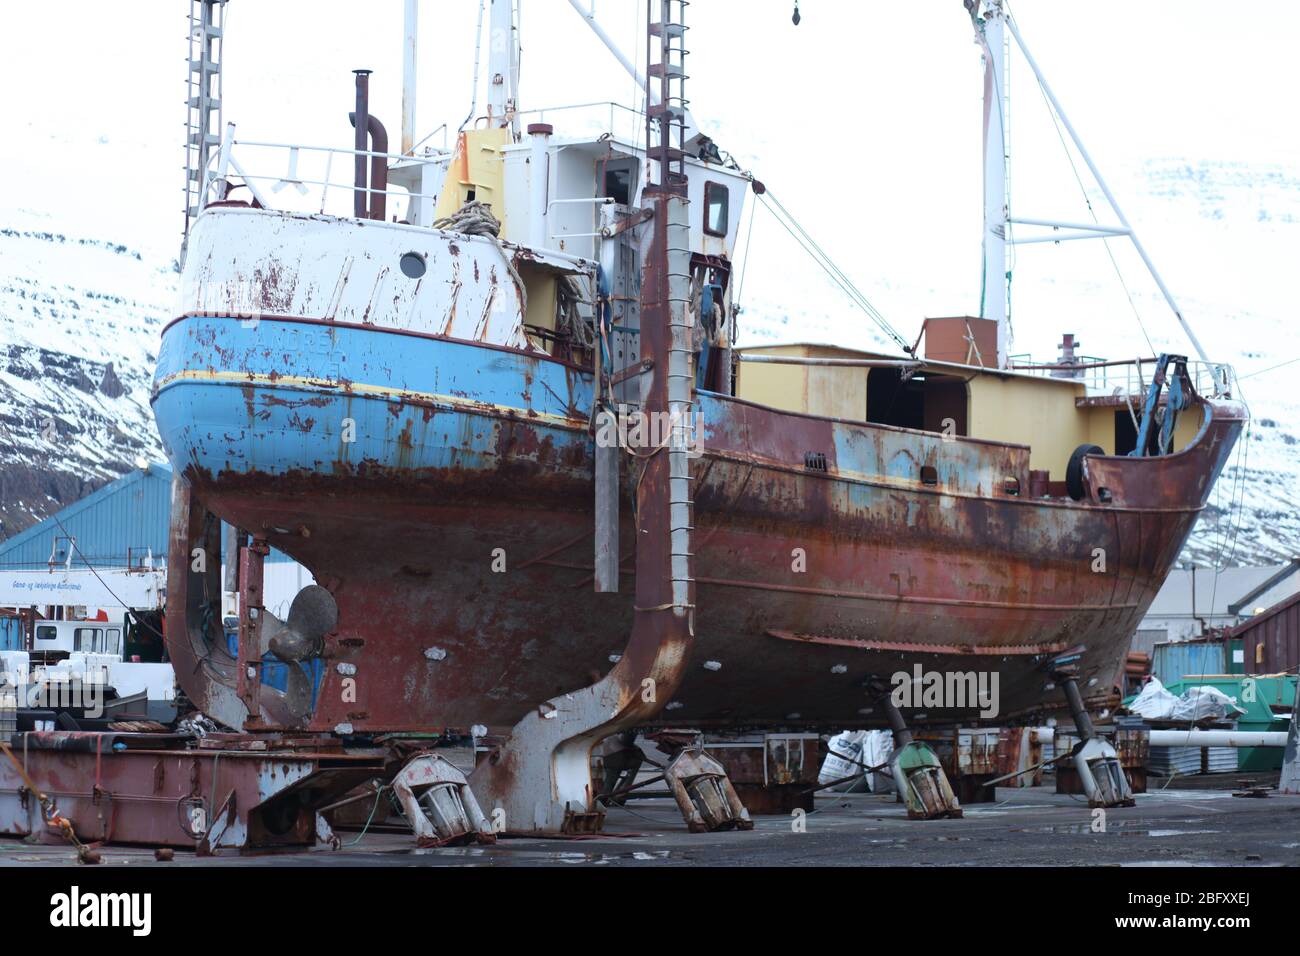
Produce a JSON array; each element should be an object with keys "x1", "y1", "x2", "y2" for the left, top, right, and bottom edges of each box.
[{"x1": 154, "y1": 313, "x2": 1245, "y2": 734}]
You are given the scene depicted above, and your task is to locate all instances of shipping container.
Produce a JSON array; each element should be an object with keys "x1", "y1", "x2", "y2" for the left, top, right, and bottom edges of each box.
[{"x1": 1152, "y1": 640, "x2": 1227, "y2": 685}]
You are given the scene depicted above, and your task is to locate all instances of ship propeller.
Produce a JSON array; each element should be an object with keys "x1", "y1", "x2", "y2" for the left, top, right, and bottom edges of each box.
[{"x1": 258, "y1": 585, "x2": 338, "y2": 725}]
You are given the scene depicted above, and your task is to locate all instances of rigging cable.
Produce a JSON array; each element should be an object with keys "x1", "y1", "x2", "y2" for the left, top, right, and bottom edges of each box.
[
  {"x1": 756, "y1": 190, "x2": 914, "y2": 355},
  {"x1": 48, "y1": 512, "x2": 167, "y2": 643},
  {"x1": 1005, "y1": 3, "x2": 1156, "y2": 359},
  {"x1": 1208, "y1": 369, "x2": 1253, "y2": 614},
  {"x1": 458, "y1": 0, "x2": 488, "y2": 133},
  {"x1": 1239, "y1": 355, "x2": 1300, "y2": 380},
  {"x1": 735, "y1": 185, "x2": 757, "y2": 304}
]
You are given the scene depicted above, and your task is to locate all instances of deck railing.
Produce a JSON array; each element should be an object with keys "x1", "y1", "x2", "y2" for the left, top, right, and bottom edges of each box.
[
  {"x1": 1009, "y1": 355, "x2": 1237, "y2": 399},
  {"x1": 197, "y1": 123, "x2": 451, "y2": 222}
]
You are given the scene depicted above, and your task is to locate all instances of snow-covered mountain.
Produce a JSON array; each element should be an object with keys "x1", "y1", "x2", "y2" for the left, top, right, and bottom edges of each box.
[
  {"x1": 0, "y1": 210, "x2": 172, "y2": 539},
  {"x1": 733, "y1": 155, "x2": 1300, "y2": 567},
  {"x1": 0, "y1": 148, "x2": 1294, "y2": 567}
]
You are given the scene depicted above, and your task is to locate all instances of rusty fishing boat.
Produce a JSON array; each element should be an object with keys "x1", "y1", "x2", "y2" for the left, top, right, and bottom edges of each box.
[{"x1": 152, "y1": 1, "x2": 1244, "y2": 831}]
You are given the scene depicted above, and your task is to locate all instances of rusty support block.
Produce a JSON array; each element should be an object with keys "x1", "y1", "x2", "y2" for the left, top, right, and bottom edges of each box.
[
  {"x1": 877, "y1": 688, "x2": 963, "y2": 819},
  {"x1": 663, "y1": 748, "x2": 752, "y2": 833},
  {"x1": 1051, "y1": 663, "x2": 1136, "y2": 808},
  {"x1": 0, "y1": 733, "x2": 381, "y2": 851},
  {"x1": 391, "y1": 754, "x2": 496, "y2": 848},
  {"x1": 702, "y1": 733, "x2": 821, "y2": 814}
]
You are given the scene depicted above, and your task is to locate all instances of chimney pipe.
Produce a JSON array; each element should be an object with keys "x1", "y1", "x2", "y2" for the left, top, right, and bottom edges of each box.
[
  {"x1": 526, "y1": 123, "x2": 552, "y2": 249},
  {"x1": 353, "y1": 70, "x2": 372, "y2": 219},
  {"x1": 365, "y1": 115, "x2": 388, "y2": 221}
]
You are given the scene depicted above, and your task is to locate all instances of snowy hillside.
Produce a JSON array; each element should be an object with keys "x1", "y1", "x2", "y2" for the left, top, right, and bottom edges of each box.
[
  {"x1": 0, "y1": 210, "x2": 171, "y2": 539},
  {"x1": 0, "y1": 147, "x2": 1294, "y2": 567},
  {"x1": 734, "y1": 156, "x2": 1300, "y2": 567}
]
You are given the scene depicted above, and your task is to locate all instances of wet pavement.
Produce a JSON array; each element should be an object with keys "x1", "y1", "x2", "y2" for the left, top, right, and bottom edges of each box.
[{"x1": 3, "y1": 777, "x2": 1298, "y2": 867}]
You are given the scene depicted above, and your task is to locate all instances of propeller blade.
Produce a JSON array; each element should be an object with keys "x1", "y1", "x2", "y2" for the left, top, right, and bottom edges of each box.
[{"x1": 268, "y1": 585, "x2": 338, "y2": 662}]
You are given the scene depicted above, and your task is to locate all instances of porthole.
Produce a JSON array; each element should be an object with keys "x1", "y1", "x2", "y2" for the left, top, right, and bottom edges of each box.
[{"x1": 399, "y1": 251, "x2": 427, "y2": 279}]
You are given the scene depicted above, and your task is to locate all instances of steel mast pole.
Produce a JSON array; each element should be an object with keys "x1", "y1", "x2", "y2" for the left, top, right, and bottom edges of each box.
[
  {"x1": 1002, "y1": 12, "x2": 1211, "y2": 365},
  {"x1": 487, "y1": 0, "x2": 519, "y2": 133},
  {"x1": 971, "y1": 1, "x2": 1010, "y2": 367},
  {"x1": 401, "y1": 0, "x2": 418, "y2": 155}
]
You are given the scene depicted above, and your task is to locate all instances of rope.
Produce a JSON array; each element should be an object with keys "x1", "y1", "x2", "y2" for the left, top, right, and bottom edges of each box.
[
  {"x1": 434, "y1": 199, "x2": 502, "y2": 237},
  {"x1": 557, "y1": 275, "x2": 595, "y2": 350},
  {"x1": 343, "y1": 784, "x2": 391, "y2": 847},
  {"x1": 0, "y1": 740, "x2": 98, "y2": 863},
  {"x1": 49, "y1": 512, "x2": 167, "y2": 643},
  {"x1": 434, "y1": 199, "x2": 529, "y2": 328}
]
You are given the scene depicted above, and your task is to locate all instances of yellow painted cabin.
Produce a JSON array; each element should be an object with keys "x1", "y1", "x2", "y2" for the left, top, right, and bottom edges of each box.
[{"x1": 734, "y1": 342, "x2": 1201, "y2": 481}]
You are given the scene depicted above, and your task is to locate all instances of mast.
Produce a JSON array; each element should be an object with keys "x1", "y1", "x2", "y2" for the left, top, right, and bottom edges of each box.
[
  {"x1": 401, "y1": 0, "x2": 418, "y2": 155},
  {"x1": 487, "y1": 0, "x2": 520, "y2": 134},
  {"x1": 970, "y1": 0, "x2": 1010, "y2": 367},
  {"x1": 967, "y1": 1, "x2": 1215, "y2": 371}
]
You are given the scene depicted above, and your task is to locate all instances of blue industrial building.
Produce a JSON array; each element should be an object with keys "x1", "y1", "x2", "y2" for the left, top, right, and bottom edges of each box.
[{"x1": 0, "y1": 463, "x2": 299, "y2": 651}]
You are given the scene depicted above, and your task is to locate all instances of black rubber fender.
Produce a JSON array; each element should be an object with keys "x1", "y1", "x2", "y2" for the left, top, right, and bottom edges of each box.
[{"x1": 1066, "y1": 444, "x2": 1105, "y2": 501}]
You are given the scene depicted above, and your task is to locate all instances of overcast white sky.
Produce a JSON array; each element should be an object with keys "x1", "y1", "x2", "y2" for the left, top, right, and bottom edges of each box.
[{"x1": 2, "y1": 1, "x2": 1297, "y2": 359}]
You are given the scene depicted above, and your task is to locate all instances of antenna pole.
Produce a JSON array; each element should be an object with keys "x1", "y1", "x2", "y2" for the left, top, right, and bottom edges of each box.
[
  {"x1": 971, "y1": 1, "x2": 1010, "y2": 367},
  {"x1": 487, "y1": 0, "x2": 519, "y2": 133},
  {"x1": 401, "y1": 0, "x2": 418, "y2": 155},
  {"x1": 1003, "y1": 11, "x2": 1212, "y2": 365}
]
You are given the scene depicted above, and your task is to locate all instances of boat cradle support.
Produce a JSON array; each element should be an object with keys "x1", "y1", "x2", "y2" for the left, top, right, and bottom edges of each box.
[
  {"x1": 1049, "y1": 655, "x2": 1136, "y2": 809},
  {"x1": 872, "y1": 681, "x2": 964, "y2": 820},
  {"x1": 391, "y1": 753, "x2": 497, "y2": 847}
]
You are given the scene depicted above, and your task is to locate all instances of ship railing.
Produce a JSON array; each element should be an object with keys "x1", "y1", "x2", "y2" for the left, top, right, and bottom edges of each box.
[
  {"x1": 198, "y1": 122, "x2": 451, "y2": 222},
  {"x1": 1009, "y1": 355, "x2": 1237, "y2": 399},
  {"x1": 473, "y1": 100, "x2": 648, "y2": 143}
]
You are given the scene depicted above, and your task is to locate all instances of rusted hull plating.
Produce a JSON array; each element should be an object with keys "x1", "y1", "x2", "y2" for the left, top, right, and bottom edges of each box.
[{"x1": 153, "y1": 311, "x2": 1244, "y2": 738}]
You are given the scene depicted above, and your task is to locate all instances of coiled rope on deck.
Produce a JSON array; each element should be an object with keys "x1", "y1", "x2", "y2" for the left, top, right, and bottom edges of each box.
[
  {"x1": 433, "y1": 199, "x2": 503, "y2": 237},
  {"x1": 434, "y1": 199, "x2": 527, "y2": 323}
]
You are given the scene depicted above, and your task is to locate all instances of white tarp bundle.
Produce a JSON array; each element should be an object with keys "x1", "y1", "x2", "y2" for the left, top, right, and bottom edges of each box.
[
  {"x1": 1127, "y1": 677, "x2": 1245, "y2": 723},
  {"x1": 819, "y1": 730, "x2": 894, "y2": 793}
]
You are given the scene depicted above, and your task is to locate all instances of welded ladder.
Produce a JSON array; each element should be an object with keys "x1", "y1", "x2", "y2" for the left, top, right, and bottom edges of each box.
[
  {"x1": 183, "y1": 0, "x2": 227, "y2": 245},
  {"x1": 646, "y1": 0, "x2": 689, "y2": 188}
]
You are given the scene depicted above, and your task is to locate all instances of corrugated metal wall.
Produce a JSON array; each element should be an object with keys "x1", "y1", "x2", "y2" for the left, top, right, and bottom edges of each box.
[
  {"x1": 1129, "y1": 628, "x2": 1168, "y2": 658},
  {"x1": 0, "y1": 465, "x2": 172, "y2": 570},
  {"x1": 0, "y1": 463, "x2": 295, "y2": 573},
  {"x1": 0, "y1": 617, "x2": 23, "y2": 651},
  {"x1": 1237, "y1": 593, "x2": 1300, "y2": 675},
  {"x1": 1152, "y1": 641, "x2": 1227, "y2": 684}
]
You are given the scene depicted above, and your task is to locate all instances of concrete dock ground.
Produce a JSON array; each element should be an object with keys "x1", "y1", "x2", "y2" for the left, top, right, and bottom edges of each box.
[{"x1": 3, "y1": 775, "x2": 1297, "y2": 867}]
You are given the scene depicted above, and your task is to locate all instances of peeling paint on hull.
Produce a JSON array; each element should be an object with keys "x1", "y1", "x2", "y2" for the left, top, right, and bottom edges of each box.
[{"x1": 153, "y1": 314, "x2": 1245, "y2": 734}]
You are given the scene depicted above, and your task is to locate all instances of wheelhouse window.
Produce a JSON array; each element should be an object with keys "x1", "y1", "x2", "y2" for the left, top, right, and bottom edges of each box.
[
  {"x1": 75, "y1": 627, "x2": 99, "y2": 652},
  {"x1": 704, "y1": 181, "x2": 729, "y2": 237},
  {"x1": 36, "y1": 626, "x2": 57, "y2": 642}
]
